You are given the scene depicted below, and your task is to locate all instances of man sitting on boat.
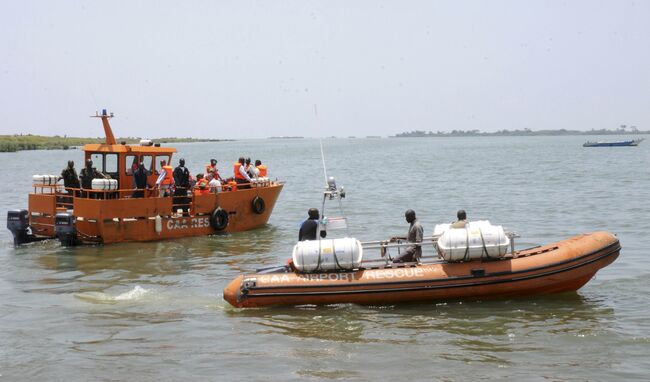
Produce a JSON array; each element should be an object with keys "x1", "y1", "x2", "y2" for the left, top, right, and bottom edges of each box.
[
  {"x1": 450, "y1": 209, "x2": 468, "y2": 229},
  {"x1": 299, "y1": 208, "x2": 327, "y2": 241},
  {"x1": 390, "y1": 209, "x2": 423, "y2": 263}
]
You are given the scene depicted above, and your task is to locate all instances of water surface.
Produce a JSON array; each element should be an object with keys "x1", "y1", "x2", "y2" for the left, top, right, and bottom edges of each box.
[{"x1": 1, "y1": 136, "x2": 648, "y2": 380}]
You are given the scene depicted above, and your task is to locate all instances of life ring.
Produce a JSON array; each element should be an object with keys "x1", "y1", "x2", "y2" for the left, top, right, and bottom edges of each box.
[
  {"x1": 210, "y1": 207, "x2": 229, "y2": 231},
  {"x1": 251, "y1": 196, "x2": 266, "y2": 214}
]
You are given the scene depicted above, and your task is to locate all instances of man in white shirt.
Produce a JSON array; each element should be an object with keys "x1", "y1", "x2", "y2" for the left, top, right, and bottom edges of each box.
[{"x1": 208, "y1": 172, "x2": 222, "y2": 193}]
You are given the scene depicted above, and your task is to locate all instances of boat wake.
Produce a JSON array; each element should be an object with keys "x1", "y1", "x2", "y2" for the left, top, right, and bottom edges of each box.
[{"x1": 74, "y1": 285, "x2": 150, "y2": 304}]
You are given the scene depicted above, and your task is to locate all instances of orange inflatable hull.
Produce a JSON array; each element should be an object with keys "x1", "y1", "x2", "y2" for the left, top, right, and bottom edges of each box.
[{"x1": 224, "y1": 231, "x2": 620, "y2": 308}]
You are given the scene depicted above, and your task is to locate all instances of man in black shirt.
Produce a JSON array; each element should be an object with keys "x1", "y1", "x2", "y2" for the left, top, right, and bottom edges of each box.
[
  {"x1": 132, "y1": 162, "x2": 149, "y2": 198},
  {"x1": 173, "y1": 158, "x2": 191, "y2": 215},
  {"x1": 299, "y1": 208, "x2": 327, "y2": 241},
  {"x1": 79, "y1": 159, "x2": 107, "y2": 198}
]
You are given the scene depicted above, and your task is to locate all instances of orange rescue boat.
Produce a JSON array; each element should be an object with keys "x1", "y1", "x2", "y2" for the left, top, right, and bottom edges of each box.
[
  {"x1": 224, "y1": 232, "x2": 620, "y2": 308},
  {"x1": 7, "y1": 110, "x2": 283, "y2": 246}
]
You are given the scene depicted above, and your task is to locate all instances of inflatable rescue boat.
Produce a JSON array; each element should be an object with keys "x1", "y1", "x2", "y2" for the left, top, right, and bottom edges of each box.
[
  {"x1": 223, "y1": 178, "x2": 619, "y2": 308},
  {"x1": 224, "y1": 231, "x2": 620, "y2": 308}
]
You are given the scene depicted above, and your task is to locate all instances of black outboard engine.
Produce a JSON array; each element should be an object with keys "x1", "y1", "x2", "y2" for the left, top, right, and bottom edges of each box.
[
  {"x1": 55, "y1": 212, "x2": 79, "y2": 246},
  {"x1": 7, "y1": 209, "x2": 36, "y2": 246}
]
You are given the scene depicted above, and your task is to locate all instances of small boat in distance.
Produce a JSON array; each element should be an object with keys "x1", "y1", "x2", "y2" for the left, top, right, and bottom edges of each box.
[{"x1": 583, "y1": 138, "x2": 644, "y2": 147}]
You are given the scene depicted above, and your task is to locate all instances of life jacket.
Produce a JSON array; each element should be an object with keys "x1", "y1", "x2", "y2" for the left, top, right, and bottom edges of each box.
[
  {"x1": 257, "y1": 165, "x2": 267, "y2": 177},
  {"x1": 194, "y1": 178, "x2": 210, "y2": 196},
  {"x1": 234, "y1": 162, "x2": 246, "y2": 180},
  {"x1": 227, "y1": 180, "x2": 237, "y2": 191},
  {"x1": 205, "y1": 164, "x2": 219, "y2": 177},
  {"x1": 161, "y1": 165, "x2": 173, "y2": 185}
]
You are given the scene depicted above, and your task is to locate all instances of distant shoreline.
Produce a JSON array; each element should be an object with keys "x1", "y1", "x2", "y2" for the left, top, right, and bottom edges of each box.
[
  {"x1": 0, "y1": 135, "x2": 233, "y2": 152},
  {"x1": 393, "y1": 129, "x2": 650, "y2": 138}
]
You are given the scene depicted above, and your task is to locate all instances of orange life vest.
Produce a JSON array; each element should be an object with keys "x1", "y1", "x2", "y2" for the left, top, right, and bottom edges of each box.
[
  {"x1": 257, "y1": 165, "x2": 267, "y2": 177},
  {"x1": 205, "y1": 164, "x2": 218, "y2": 177},
  {"x1": 227, "y1": 180, "x2": 237, "y2": 191},
  {"x1": 161, "y1": 165, "x2": 173, "y2": 185},
  {"x1": 194, "y1": 178, "x2": 210, "y2": 196},
  {"x1": 234, "y1": 163, "x2": 246, "y2": 180}
]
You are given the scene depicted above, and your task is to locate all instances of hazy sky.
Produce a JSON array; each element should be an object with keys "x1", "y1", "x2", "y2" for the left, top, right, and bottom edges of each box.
[{"x1": 1, "y1": 1, "x2": 648, "y2": 139}]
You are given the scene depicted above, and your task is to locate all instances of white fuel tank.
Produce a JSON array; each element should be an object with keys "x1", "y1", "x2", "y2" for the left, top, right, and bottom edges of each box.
[
  {"x1": 292, "y1": 238, "x2": 363, "y2": 273},
  {"x1": 91, "y1": 179, "x2": 118, "y2": 190},
  {"x1": 436, "y1": 223, "x2": 510, "y2": 262},
  {"x1": 32, "y1": 174, "x2": 58, "y2": 185}
]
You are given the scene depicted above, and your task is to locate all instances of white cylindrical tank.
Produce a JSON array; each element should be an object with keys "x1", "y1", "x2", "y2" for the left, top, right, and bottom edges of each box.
[
  {"x1": 436, "y1": 224, "x2": 510, "y2": 262},
  {"x1": 91, "y1": 179, "x2": 107, "y2": 190},
  {"x1": 107, "y1": 179, "x2": 118, "y2": 190},
  {"x1": 292, "y1": 238, "x2": 363, "y2": 273},
  {"x1": 33, "y1": 175, "x2": 58, "y2": 185}
]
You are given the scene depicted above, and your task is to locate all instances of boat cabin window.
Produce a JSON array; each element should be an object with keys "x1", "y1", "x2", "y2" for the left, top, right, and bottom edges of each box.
[
  {"x1": 105, "y1": 154, "x2": 118, "y2": 175},
  {"x1": 141, "y1": 155, "x2": 154, "y2": 173},
  {"x1": 90, "y1": 153, "x2": 103, "y2": 170},
  {"x1": 126, "y1": 155, "x2": 138, "y2": 175},
  {"x1": 153, "y1": 155, "x2": 171, "y2": 175},
  {"x1": 88, "y1": 153, "x2": 118, "y2": 179}
]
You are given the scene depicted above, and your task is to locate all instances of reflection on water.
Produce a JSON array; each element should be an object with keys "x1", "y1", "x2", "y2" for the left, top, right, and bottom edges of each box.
[{"x1": 227, "y1": 293, "x2": 615, "y2": 348}]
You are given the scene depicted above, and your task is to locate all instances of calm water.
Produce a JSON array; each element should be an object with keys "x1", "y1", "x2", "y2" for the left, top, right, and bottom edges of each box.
[{"x1": 1, "y1": 136, "x2": 649, "y2": 381}]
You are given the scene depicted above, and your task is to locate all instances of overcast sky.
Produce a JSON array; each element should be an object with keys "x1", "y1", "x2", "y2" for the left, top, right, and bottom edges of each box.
[{"x1": 1, "y1": 1, "x2": 648, "y2": 139}]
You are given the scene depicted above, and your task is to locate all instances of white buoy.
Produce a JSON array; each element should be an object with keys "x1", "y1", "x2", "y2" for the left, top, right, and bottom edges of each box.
[{"x1": 154, "y1": 215, "x2": 162, "y2": 234}]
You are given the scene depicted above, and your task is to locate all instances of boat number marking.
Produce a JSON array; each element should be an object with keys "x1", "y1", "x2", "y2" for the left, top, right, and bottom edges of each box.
[{"x1": 166, "y1": 217, "x2": 210, "y2": 231}]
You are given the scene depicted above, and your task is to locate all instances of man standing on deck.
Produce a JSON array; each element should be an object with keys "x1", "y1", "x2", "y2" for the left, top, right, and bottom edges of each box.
[
  {"x1": 234, "y1": 157, "x2": 252, "y2": 189},
  {"x1": 79, "y1": 159, "x2": 107, "y2": 198},
  {"x1": 173, "y1": 158, "x2": 191, "y2": 215},
  {"x1": 390, "y1": 209, "x2": 423, "y2": 263},
  {"x1": 205, "y1": 159, "x2": 222, "y2": 181},
  {"x1": 60, "y1": 160, "x2": 80, "y2": 193},
  {"x1": 155, "y1": 160, "x2": 174, "y2": 196},
  {"x1": 132, "y1": 162, "x2": 149, "y2": 198}
]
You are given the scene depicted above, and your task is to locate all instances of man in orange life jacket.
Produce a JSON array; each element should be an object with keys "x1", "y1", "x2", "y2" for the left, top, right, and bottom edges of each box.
[
  {"x1": 234, "y1": 157, "x2": 252, "y2": 189},
  {"x1": 255, "y1": 160, "x2": 267, "y2": 177},
  {"x1": 155, "y1": 160, "x2": 174, "y2": 197},
  {"x1": 193, "y1": 173, "x2": 210, "y2": 196},
  {"x1": 205, "y1": 159, "x2": 223, "y2": 181}
]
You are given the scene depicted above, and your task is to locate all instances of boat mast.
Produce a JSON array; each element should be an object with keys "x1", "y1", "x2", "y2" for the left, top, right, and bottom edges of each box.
[{"x1": 91, "y1": 109, "x2": 116, "y2": 145}]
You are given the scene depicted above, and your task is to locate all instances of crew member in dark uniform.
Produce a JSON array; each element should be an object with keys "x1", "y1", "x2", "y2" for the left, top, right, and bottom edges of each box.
[
  {"x1": 299, "y1": 208, "x2": 327, "y2": 241},
  {"x1": 59, "y1": 160, "x2": 80, "y2": 203},
  {"x1": 79, "y1": 159, "x2": 107, "y2": 198},
  {"x1": 132, "y1": 162, "x2": 149, "y2": 198},
  {"x1": 390, "y1": 209, "x2": 423, "y2": 263},
  {"x1": 173, "y1": 158, "x2": 191, "y2": 215}
]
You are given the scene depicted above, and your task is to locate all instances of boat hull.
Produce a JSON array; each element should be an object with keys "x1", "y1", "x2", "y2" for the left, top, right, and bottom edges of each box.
[
  {"x1": 583, "y1": 139, "x2": 643, "y2": 147},
  {"x1": 20, "y1": 183, "x2": 283, "y2": 245},
  {"x1": 224, "y1": 231, "x2": 620, "y2": 308}
]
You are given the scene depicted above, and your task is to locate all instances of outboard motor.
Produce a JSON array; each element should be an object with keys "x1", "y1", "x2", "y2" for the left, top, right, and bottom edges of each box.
[
  {"x1": 55, "y1": 212, "x2": 78, "y2": 246},
  {"x1": 7, "y1": 209, "x2": 35, "y2": 246}
]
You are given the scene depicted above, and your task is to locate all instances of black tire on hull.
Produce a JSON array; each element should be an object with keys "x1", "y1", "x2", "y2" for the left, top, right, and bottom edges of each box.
[
  {"x1": 210, "y1": 207, "x2": 229, "y2": 231},
  {"x1": 251, "y1": 196, "x2": 265, "y2": 215}
]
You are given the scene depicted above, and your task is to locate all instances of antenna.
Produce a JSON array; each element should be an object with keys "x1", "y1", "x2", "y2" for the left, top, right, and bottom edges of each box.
[
  {"x1": 91, "y1": 108, "x2": 117, "y2": 145},
  {"x1": 314, "y1": 104, "x2": 329, "y2": 186}
]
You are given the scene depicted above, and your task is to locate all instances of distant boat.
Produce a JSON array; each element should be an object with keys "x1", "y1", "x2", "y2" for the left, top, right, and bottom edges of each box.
[{"x1": 583, "y1": 138, "x2": 644, "y2": 147}]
